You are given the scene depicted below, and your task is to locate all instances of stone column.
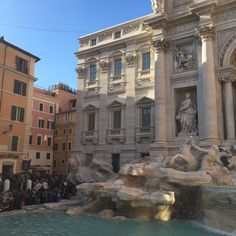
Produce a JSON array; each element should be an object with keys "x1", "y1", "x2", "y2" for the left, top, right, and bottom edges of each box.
[
  {"x1": 196, "y1": 26, "x2": 219, "y2": 141},
  {"x1": 152, "y1": 39, "x2": 169, "y2": 143},
  {"x1": 224, "y1": 78, "x2": 235, "y2": 140}
]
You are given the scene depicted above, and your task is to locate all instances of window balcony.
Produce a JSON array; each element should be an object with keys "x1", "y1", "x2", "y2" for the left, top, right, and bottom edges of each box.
[
  {"x1": 82, "y1": 130, "x2": 98, "y2": 144},
  {"x1": 107, "y1": 128, "x2": 125, "y2": 144},
  {"x1": 135, "y1": 126, "x2": 154, "y2": 143}
]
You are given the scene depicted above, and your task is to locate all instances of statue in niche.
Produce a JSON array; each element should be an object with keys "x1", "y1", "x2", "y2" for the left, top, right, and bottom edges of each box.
[
  {"x1": 176, "y1": 92, "x2": 197, "y2": 136},
  {"x1": 151, "y1": 0, "x2": 160, "y2": 13},
  {"x1": 175, "y1": 47, "x2": 194, "y2": 71}
]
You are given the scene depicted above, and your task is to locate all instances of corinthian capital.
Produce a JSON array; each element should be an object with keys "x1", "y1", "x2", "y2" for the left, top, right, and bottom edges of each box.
[
  {"x1": 152, "y1": 39, "x2": 170, "y2": 53},
  {"x1": 195, "y1": 26, "x2": 215, "y2": 41}
]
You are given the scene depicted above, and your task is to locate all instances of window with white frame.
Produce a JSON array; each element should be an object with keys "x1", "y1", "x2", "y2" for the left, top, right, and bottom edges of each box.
[
  {"x1": 113, "y1": 110, "x2": 122, "y2": 129},
  {"x1": 142, "y1": 51, "x2": 150, "y2": 71},
  {"x1": 88, "y1": 112, "x2": 95, "y2": 131},
  {"x1": 114, "y1": 58, "x2": 122, "y2": 77},
  {"x1": 141, "y1": 107, "x2": 151, "y2": 128},
  {"x1": 36, "y1": 135, "x2": 42, "y2": 145},
  {"x1": 11, "y1": 105, "x2": 24, "y2": 122},
  {"x1": 89, "y1": 64, "x2": 97, "y2": 81},
  {"x1": 38, "y1": 118, "x2": 44, "y2": 128}
]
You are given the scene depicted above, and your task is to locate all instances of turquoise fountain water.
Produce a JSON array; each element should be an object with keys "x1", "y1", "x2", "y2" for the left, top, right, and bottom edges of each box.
[{"x1": 0, "y1": 211, "x2": 223, "y2": 236}]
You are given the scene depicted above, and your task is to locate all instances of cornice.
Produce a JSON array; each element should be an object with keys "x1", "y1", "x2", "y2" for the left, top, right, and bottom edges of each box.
[
  {"x1": 217, "y1": 67, "x2": 236, "y2": 82},
  {"x1": 144, "y1": 13, "x2": 169, "y2": 30},
  {"x1": 189, "y1": 1, "x2": 217, "y2": 16}
]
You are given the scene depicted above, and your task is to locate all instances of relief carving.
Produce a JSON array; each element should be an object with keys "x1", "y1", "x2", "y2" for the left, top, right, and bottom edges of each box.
[
  {"x1": 125, "y1": 54, "x2": 136, "y2": 67},
  {"x1": 80, "y1": 40, "x2": 89, "y2": 48},
  {"x1": 76, "y1": 66, "x2": 86, "y2": 78},
  {"x1": 99, "y1": 60, "x2": 110, "y2": 72},
  {"x1": 174, "y1": 45, "x2": 195, "y2": 72},
  {"x1": 123, "y1": 24, "x2": 140, "y2": 35},
  {"x1": 98, "y1": 32, "x2": 112, "y2": 42}
]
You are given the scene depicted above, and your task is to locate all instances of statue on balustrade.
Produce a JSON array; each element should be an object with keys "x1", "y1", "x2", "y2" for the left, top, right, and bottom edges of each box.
[{"x1": 151, "y1": 0, "x2": 160, "y2": 13}]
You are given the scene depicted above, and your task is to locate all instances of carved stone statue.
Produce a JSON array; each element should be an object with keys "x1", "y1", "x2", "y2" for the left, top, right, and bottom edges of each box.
[
  {"x1": 192, "y1": 143, "x2": 232, "y2": 172},
  {"x1": 176, "y1": 92, "x2": 197, "y2": 136},
  {"x1": 170, "y1": 136, "x2": 200, "y2": 171},
  {"x1": 151, "y1": 0, "x2": 160, "y2": 13}
]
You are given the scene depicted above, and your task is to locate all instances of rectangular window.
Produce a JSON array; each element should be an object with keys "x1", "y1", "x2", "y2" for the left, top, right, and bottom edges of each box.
[
  {"x1": 46, "y1": 153, "x2": 51, "y2": 160},
  {"x1": 91, "y1": 38, "x2": 97, "y2": 46},
  {"x1": 13, "y1": 79, "x2": 26, "y2": 96},
  {"x1": 36, "y1": 136, "x2": 42, "y2": 145},
  {"x1": 36, "y1": 152, "x2": 40, "y2": 159},
  {"x1": 63, "y1": 129, "x2": 67, "y2": 134},
  {"x1": 62, "y1": 143, "x2": 66, "y2": 150},
  {"x1": 29, "y1": 135, "x2": 32, "y2": 145},
  {"x1": 69, "y1": 128, "x2": 72, "y2": 134},
  {"x1": 114, "y1": 58, "x2": 122, "y2": 77},
  {"x1": 68, "y1": 142, "x2": 72, "y2": 150},
  {"x1": 142, "y1": 52, "x2": 150, "y2": 71},
  {"x1": 113, "y1": 110, "x2": 121, "y2": 129},
  {"x1": 47, "y1": 121, "x2": 54, "y2": 130},
  {"x1": 71, "y1": 99, "x2": 76, "y2": 108},
  {"x1": 114, "y1": 31, "x2": 121, "y2": 39},
  {"x1": 88, "y1": 113, "x2": 95, "y2": 131},
  {"x1": 15, "y1": 56, "x2": 28, "y2": 74},
  {"x1": 38, "y1": 119, "x2": 44, "y2": 128},
  {"x1": 47, "y1": 137, "x2": 52, "y2": 146},
  {"x1": 89, "y1": 64, "x2": 96, "y2": 81},
  {"x1": 141, "y1": 107, "x2": 151, "y2": 128},
  {"x1": 49, "y1": 106, "x2": 54, "y2": 113},
  {"x1": 11, "y1": 106, "x2": 24, "y2": 122},
  {"x1": 11, "y1": 136, "x2": 18, "y2": 151},
  {"x1": 39, "y1": 103, "x2": 44, "y2": 111}
]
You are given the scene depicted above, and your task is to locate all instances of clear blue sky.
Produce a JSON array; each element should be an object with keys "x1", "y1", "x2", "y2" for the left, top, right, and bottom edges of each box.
[{"x1": 1, "y1": 0, "x2": 152, "y2": 90}]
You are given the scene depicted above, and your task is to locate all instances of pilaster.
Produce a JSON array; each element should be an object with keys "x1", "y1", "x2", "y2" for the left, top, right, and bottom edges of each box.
[{"x1": 124, "y1": 46, "x2": 136, "y2": 145}]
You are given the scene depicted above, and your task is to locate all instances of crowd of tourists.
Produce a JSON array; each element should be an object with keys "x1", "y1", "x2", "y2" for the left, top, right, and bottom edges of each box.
[{"x1": 0, "y1": 173, "x2": 76, "y2": 212}]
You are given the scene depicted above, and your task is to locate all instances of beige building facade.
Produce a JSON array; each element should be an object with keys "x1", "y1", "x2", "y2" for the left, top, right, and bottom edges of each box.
[
  {"x1": 0, "y1": 36, "x2": 39, "y2": 178},
  {"x1": 73, "y1": 0, "x2": 236, "y2": 172}
]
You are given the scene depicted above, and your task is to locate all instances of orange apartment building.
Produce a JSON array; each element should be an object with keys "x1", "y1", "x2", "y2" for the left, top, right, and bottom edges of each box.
[
  {"x1": 0, "y1": 36, "x2": 40, "y2": 179},
  {"x1": 29, "y1": 87, "x2": 59, "y2": 174},
  {"x1": 51, "y1": 83, "x2": 77, "y2": 175},
  {"x1": 30, "y1": 83, "x2": 77, "y2": 175}
]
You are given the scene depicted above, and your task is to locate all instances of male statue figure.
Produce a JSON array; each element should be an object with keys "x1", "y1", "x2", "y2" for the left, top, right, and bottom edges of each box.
[{"x1": 151, "y1": 0, "x2": 160, "y2": 13}]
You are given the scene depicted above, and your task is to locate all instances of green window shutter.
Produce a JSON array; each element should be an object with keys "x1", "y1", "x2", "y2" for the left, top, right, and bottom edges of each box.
[
  {"x1": 11, "y1": 106, "x2": 17, "y2": 120},
  {"x1": 19, "y1": 107, "x2": 25, "y2": 122},
  {"x1": 22, "y1": 82, "x2": 26, "y2": 96},
  {"x1": 11, "y1": 136, "x2": 18, "y2": 151}
]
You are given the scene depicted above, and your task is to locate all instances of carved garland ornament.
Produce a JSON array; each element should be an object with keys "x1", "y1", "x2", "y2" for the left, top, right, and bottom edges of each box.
[
  {"x1": 76, "y1": 66, "x2": 86, "y2": 78},
  {"x1": 125, "y1": 54, "x2": 136, "y2": 67},
  {"x1": 99, "y1": 60, "x2": 110, "y2": 72}
]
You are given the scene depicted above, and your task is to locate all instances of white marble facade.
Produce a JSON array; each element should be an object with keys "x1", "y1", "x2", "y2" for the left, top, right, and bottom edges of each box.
[{"x1": 73, "y1": 0, "x2": 236, "y2": 171}]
